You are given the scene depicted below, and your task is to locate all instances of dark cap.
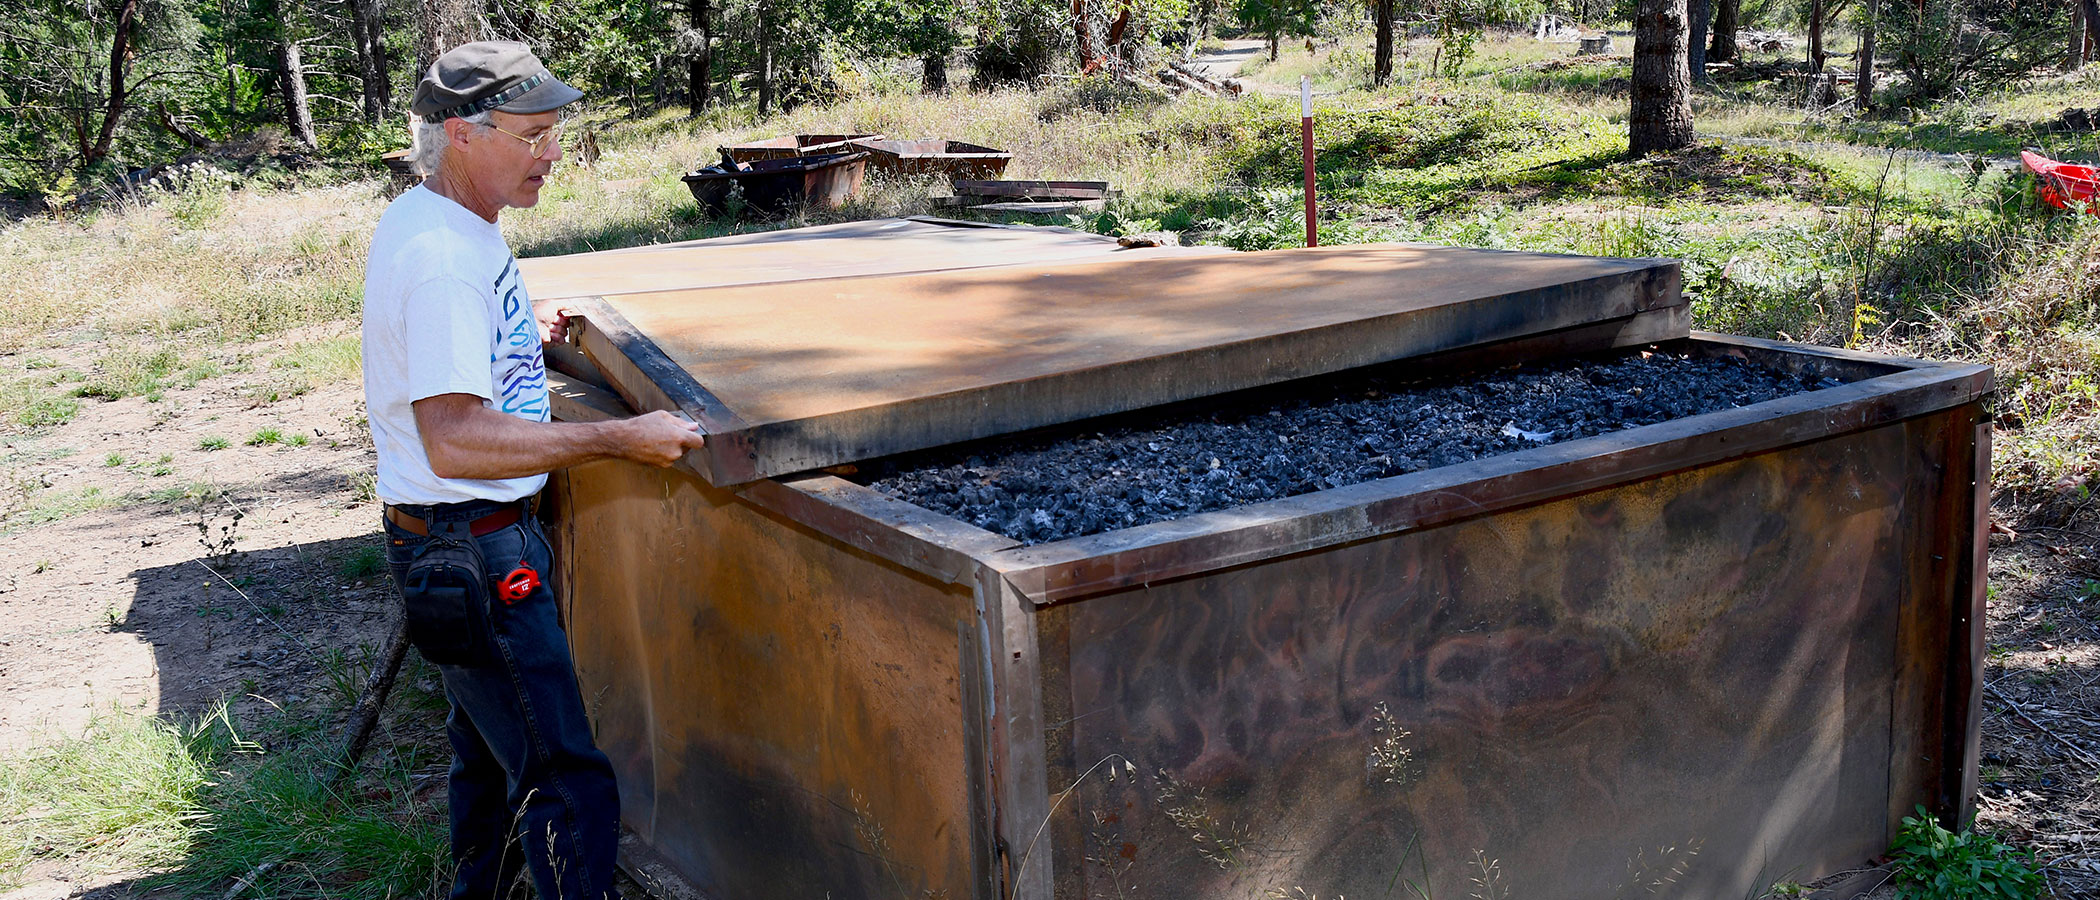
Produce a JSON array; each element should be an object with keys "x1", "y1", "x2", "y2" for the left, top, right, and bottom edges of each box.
[{"x1": 411, "y1": 41, "x2": 583, "y2": 123}]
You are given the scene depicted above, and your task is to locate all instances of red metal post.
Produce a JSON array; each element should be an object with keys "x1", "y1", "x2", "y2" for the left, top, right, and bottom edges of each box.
[{"x1": 1301, "y1": 76, "x2": 1317, "y2": 248}]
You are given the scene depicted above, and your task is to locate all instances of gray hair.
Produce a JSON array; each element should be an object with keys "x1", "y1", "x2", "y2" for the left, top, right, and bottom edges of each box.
[{"x1": 408, "y1": 110, "x2": 494, "y2": 177}]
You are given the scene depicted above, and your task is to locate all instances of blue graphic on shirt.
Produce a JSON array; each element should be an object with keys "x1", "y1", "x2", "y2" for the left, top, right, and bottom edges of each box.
[{"x1": 489, "y1": 257, "x2": 548, "y2": 420}]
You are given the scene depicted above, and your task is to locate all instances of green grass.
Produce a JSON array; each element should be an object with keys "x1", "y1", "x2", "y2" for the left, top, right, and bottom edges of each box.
[
  {"x1": 198, "y1": 435, "x2": 230, "y2": 451},
  {"x1": 246, "y1": 427, "x2": 284, "y2": 446},
  {"x1": 255, "y1": 336, "x2": 362, "y2": 402},
  {"x1": 144, "y1": 481, "x2": 221, "y2": 505},
  {"x1": 4, "y1": 486, "x2": 122, "y2": 530},
  {"x1": 0, "y1": 697, "x2": 449, "y2": 898},
  {"x1": 0, "y1": 374, "x2": 83, "y2": 428},
  {"x1": 76, "y1": 347, "x2": 181, "y2": 400},
  {"x1": 337, "y1": 544, "x2": 384, "y2": 579},
  {"x1": 0, "y1": 709, "x2": 209, "y2": 889}
]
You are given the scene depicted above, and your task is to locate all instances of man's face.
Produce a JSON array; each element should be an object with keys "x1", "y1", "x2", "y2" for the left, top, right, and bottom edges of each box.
[{"x1": 451, "y1": 109, "x2": 562, "y2": 210}]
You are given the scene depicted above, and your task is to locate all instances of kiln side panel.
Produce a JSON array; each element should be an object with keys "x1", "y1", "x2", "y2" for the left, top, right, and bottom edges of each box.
[
  {"x1": 556, "y1": 458, "x2": 984, "y2": 900},
  {"x1": 1034, "y1": 417, "x2": 1959, "y2": 899}
]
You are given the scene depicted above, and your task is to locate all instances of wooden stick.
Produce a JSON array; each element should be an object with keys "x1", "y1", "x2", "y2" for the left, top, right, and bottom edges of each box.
[{"x1": 333, "y1": 615, "x2": 411, "y2": 787}]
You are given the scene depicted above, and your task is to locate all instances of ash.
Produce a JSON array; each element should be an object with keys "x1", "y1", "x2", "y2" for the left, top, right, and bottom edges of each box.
[{"x1": 862, "y1": 352, "x2": 1837, "y2": 545}]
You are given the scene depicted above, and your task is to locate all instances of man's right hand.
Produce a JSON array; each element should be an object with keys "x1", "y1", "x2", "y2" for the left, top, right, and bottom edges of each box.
[{"x1": 614, "y1": 410, "x2": 708, "y2": 467}]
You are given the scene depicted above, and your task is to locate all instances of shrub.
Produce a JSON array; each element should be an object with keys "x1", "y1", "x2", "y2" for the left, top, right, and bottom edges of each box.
[
  {"x1": 1036, "y1": 74, "x2": 1172, "y2": 121},
  {"x1": 1889, "y1": 805, "x2": 2043, "y2": 900}
]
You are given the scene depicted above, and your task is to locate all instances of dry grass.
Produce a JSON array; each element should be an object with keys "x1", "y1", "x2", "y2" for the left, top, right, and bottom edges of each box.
[{"x1": 0, "y1": 181, "x2": 382, "y2": 354}]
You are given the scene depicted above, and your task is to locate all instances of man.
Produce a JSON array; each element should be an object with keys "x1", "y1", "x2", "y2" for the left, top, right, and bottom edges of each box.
[{"x1": 362, "y1": 41, "x2": 706, "y2": 900}]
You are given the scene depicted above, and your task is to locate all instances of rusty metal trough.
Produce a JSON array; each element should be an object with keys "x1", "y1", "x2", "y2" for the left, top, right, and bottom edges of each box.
[
  {"x1": 521, "y1": 220, "x2": 1991, "y2": 900},
  {"x1": 680, "y1": 151, "x2": 868, "y2": 216},
  {"x1": 719, "y1": 132, "x2": 883, "y2": 164},
  {"x1": 850, "y1": 139, "x2": 1014, "y2": 181}
]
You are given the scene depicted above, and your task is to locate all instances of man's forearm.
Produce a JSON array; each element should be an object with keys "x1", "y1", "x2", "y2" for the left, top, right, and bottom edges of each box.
[{"x1": 424, "y1": 405, "x2": 629, "y2": 480}]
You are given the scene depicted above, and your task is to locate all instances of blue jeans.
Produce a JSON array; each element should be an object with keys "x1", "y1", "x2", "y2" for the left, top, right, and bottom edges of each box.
[{"x1": 384, "y1": 504, "x2": 621, "y2": 900}]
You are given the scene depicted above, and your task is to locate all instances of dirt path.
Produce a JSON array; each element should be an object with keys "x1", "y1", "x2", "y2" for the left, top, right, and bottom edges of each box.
[
  {"x1": 0, "y1": 354, "x2": 396, "y2": 755},
  {"x1": 1190, "y1": 39, "x2": 1304, "y2": 97},
  {"x1": 1189, "y1": 39, "x2": 1267, "y2": 82}
]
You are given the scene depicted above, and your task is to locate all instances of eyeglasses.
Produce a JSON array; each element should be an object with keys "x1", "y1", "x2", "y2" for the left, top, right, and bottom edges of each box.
[{"x1": 489, "y1": 123, "x2": 563, "y2": 159}]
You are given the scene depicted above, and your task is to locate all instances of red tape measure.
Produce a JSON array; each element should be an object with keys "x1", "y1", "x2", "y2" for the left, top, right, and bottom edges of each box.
[{"x1": 498, "y1": 565, "x2": 540, "y2": 604}]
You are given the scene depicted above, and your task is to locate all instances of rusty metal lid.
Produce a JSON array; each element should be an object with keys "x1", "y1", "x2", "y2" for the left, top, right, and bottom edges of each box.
[
  {"x1": 569, "y1": 242, "x2": 1684, "y2": 486},
  {"x1": 517, "y1": 217, "x2": 1211, "y2": 301}
]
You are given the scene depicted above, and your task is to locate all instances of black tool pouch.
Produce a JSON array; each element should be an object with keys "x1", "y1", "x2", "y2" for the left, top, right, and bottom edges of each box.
[{"x1": 400, "y1": 521, "x2": 497, "y2": 668}]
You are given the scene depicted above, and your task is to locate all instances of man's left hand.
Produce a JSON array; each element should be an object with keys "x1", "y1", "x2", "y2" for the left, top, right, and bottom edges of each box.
[{"x1": 534, "y1": 300, "x2": 572, "y2": 344}]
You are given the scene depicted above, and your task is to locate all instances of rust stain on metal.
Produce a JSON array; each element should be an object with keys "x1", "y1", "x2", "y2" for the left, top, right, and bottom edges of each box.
[
  {"x1": 1034, "y1": 410, "x2": 1977, "y2": 899},
  {"x1": 550, "y1": 457, "x2": 988, "y2": 900}
]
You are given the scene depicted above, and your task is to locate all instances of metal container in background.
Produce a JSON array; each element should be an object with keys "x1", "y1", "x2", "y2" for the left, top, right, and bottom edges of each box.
[
  {"x1": 720, "y1": 132, "x2": 883, "y2": 164},
  {"x1": 850, "y1": 139, "x2": 1014, "y2": 181},
  {"x1": 679, "y1": 151, "x2": 869, "y2": 216},
  {"x1": 522, "y1": 225, "x2": 1990, "y2": 900}
]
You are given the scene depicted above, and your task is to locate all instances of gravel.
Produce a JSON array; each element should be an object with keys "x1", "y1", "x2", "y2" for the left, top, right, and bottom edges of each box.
[{"x1": 861, "y1": 351, "x2": 1840, "y2": 545}]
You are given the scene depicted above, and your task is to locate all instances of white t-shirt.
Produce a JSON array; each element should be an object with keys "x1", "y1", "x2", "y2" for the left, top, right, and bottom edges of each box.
[{"x1": 361, "y1": 185, "x2": 550, "y2": 506}]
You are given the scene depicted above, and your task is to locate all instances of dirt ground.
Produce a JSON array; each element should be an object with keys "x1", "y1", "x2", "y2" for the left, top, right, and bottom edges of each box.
[
  {"x1": 0, "y1": 345, "x2": 395, "y2": 757},
  {"x1": 1, "y1": 334, "x2": 2097, "y2": 897}
]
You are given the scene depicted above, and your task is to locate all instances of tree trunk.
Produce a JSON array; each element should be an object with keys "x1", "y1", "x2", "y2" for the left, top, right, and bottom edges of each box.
[
  {"x1": 756, "y1": 0, "x2": 774, "y2": 116},
  {"x1": 348, "y1": 0, "x2": 387, "y2": 123},
  {"x1": 277, "y1": 32, "x2": 317, "y2": 148},
  {"x1": 222, "y1": 0, "x2": 238, "y2": 120},
  {"x1": 1686, "y1": 0, "x2": 1709, "y2": 80},
  {"x1": 2083, "y1": 0, "x2": 2100, "y2": 63},
  {"x1": 84, "y1": 0, "x2": 140, "y2": 169},
  {"x1": 1708, "y1": 0, "x2": 1737, "y2": 62},
  {"x1": 1373, "y1": 0, "x2": 1394, "y2": 85},
  {"x1": 1629, "y1": 0, "x2": 1694, "y2": 158},
  {"x1": 923, "y1": 52, "x2": 948, "y2": 91},
  {"x1": 1806, "y1": 0, "x2": 1824, "y2": 75},
  {"x1": 1268, "y1": 27, "x2": 1279, "y2": 61},
  {"x1": 1855, "y1": 0, "x2": 1877, "y2": 107},
  {"x1": 1073, "y1": 0, "x2": 1094, "y2": 68},
  {"x1": 2073, "y1": 2, "x2": 2086, "y2": 71},
  {"x1": 419, "y1": 0, "x2": 477, "y2": 73},
  {"x1": 687, "y1": 0, "x2": 711, "y2": 115}
]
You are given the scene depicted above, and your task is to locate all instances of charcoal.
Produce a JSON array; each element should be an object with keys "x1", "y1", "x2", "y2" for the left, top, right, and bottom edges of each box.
[{"x1": 861, "y1": 351, "x2": 1831, "y2": 545}]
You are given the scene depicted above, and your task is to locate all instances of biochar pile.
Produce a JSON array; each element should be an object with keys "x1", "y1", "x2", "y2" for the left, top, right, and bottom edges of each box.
[{"x1": 862, "y1": 352, "x2": 1837, "y2": 545}]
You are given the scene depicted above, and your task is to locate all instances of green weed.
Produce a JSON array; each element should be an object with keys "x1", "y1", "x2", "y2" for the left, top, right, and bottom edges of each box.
[
  {"x1": 146, "y1": 482, "x2": 220, "y2": 505},
  {"x1": 345, "y1": 470, "x2": 377, "y2": 504},
  {"x1": 247, "y1": 427, "x2": 284, "y2": 446},
  {"x1": 6, "y1": 486, "x2": 121, "y2": 529},
  {"x1": 103, "y1": 452, "x2": 124, "y2": 467},
  {"x1": 162, "y1": 164, "x2": 233, "y2": 229},
  {"x1": 77, "y1": 347, "x2": 182, "y2": 400},
  {"x1": 338, "y1": 544, "x2": 385, "y2": 579},
  {"x1": 3, "y1": 382, "x2": 80, "y2": 428},
  {"x1": 198, "y1": 436, "x2": 230, "y2": 451},
  {"x1": 1888, "y1": 805, "x2": 2043, "y2": 899}
]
